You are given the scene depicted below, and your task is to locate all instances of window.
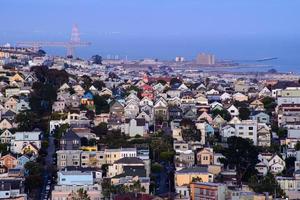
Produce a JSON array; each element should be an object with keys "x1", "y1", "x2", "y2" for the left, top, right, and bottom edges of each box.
[
  {"x1": 239, "y1": 127, "x2": 243, "y2": 130},
  {"x1": 249, "y1": 127, "x2": 253, "y2": 130},
  {"x1": 249, "y1": 132, "x2": 253, "y2": 136},
  {"x1": 239, "y1": 132, "x2": 243, "y2": 135}
]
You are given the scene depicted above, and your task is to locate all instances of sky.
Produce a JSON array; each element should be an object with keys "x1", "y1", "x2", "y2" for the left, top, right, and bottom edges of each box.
[
  {"x1": 1, "y1": 0, "x2": 300, "y2": 39},
  {"x1": 1, "y1": 0, "x2": 300, "y2": 66}
]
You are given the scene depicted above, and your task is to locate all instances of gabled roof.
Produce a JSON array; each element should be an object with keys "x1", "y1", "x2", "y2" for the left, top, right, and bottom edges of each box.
[
  {"x1": 125, "y1": 118, "x2": 146, "y2": 126},
  {"x1": 82, "y1": 91, "x2": 94, "y2": 99},
  {"x1": 114, "y1": 157, "x2": 144, "y2": 164},
  {"x1": 89, "y1": 85, "x2": 97, "y2": 91},
  {"x1": 113, "y1": 166, "x2": 146, "y2": 178},
  {"x1": 176, "y1": 166, "x2": 208, "y2": 174},
  {"x1": 61, "y1": 129, "x2": 81, "y2": 141}
]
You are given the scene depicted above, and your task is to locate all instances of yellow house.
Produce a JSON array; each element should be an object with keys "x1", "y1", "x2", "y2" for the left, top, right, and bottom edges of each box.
[
  {"x1": 197, "y1": 148, "x2": 214, "y2": 165},
  {"x1": 9, "y1": 73, "x2": 24, "y2": 83},
  {"x1": 21, "y1": 143, "x2": 39, "y2": 155},
  {"x1": 175, "y1": 166, "x2": 214, "y2": 187},
  {"x1": 108, "y1": 157, "x2": 145, "y2": 178},
  {"x1": 104, "y1": 148, "x2": 137, "y2": 164},
  {"x1": 80, "y1": 146, "x2": 98, "y2": 151}
]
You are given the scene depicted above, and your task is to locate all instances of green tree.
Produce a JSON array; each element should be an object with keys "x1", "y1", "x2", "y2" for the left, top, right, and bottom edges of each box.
[
  {"x1": 53, "y1": 124, "x2": 69, "y2": 140},
  {"x1": 219, "y1": 136, "x2": 259, "y2": 184},
  {"x1": 277, "y1": 128, "x2": 288, "y2": 139},
  {"x1": 24, "y1": 161, "x2": 43, "y2": 193},
  {"x1": 67, "y1": 188, "x2": 91, "y2": 200},
  {"x1": 93, "y1": 80, "x2": 105, "y2": 90},
  {"x1": 211, "y1": 109, "x2": 231, "y2": 121},
  {"x1": 93, "y1": 122, "x2": 108, "y2": 137},
  {"x1": 239, "y1": 107, "x2": 251, "y2": 120},
  {"x1": 91, "y1": 55, "x2": 102, "y2": 65},
  {"x1": 94, "y1": 95, "x2": 109, "y2": 114},
  {"x1": 182, "y1": 129, "x2": 201, "y2": 142},
  {"x1": 170, "y1": 77, "x2": 182, "y2": 86},
  {"x1": 160, "y1": 151, "x2": 175, "y2": 162},
  {"x1": 151, "y1": 163, "x2": 163, "y2": 173},
  {"x1": 16, "y1": 111, "x2": 37, "y2": 131},
  {"x1": 261, "y1": 96, "x2": 277, "y2": 115},
  {"x1": 102, "y1": 179, "x2": 113, "y2": 199},
  {"x1": 249, "y1": 173, "x2": 285, "y2": 198},
  {"x1": 0, "y1": 143, "x2": 9, "y2": 155},
  {"x1": 192, "y1": 177, "x2": 203, "y2": 182},
  {"x1": 295, "y1": 141, "x2": 300, "y2": 151},
  {"x1": 81, "y1": 75, "x2": 93, "y2": 90}
]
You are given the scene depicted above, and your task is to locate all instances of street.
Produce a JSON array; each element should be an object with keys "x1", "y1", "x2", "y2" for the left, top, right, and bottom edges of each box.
[{"x1": 40, "y1": 136, "x2": 55, "y2": 200}]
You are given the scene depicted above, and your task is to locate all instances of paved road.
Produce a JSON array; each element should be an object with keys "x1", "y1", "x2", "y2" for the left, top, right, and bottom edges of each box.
[
  {"x1": 155, "y1": 162, "x2": 174, "y2": 195},
  {"x1": 40, "y1": 136, "x2": 55, "y2": 200}
]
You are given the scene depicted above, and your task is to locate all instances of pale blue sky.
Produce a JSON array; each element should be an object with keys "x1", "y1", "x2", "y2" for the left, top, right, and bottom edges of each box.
[
  {"x1": 1, "y1": 0, "x2": 300, "y2": 38},
  {"x1": 1, "y1": 0, "x2": 300, "y2": 68}
]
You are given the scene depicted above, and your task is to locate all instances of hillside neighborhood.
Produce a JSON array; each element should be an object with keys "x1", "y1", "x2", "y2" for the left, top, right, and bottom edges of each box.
[{"x1": 1, "y1": 47, "x2": 300, "y2": 200}]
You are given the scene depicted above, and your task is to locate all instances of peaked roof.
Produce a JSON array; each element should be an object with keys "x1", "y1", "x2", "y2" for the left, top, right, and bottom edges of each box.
[{"x1": 61, "y1": 129, "x2": 81, "y2": 140}]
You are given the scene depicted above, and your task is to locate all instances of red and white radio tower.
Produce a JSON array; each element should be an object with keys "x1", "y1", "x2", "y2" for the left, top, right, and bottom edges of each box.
[{"x1": 17, "y1": 25, "x2": 91, "y2": 57}]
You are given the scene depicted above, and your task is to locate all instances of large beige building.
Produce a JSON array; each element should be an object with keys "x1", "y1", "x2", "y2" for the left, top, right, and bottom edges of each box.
[{"x1": 196, "y1": 53, "x2": 215, "y2": 65}]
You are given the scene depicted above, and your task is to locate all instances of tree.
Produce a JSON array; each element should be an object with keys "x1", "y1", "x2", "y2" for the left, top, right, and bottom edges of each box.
[
  {"x1": 211, "y1": 109, "x2": 231, "y2": 121},
  {"x1": 239, "y1": 107, "x2": 251, "y2": 120},
  {"x1": 102, "y1": 179, "x2": 113, "y2": 199},
  {"x1": 170, "y1": 77, "x2": 182, "y2": 86},
  {"x1": 261, "y1": 96, "x2": 277, "y2": 115},
  {"x1": 249, "y1": 173, "x2": 285, "y2": 198},
  {"x1": 53, "y1": 124, "x2": 69, "y2": 140},
  {"x1": 81, "y1": 75, "x2": 93, "y2": 90},
  {"x1": 93, "y1": 122, "x2": 108, "y2": 137},
  {"x1": 85, "y1": 110, "x2": 95, "y2": 120},
  {"x1": 16, "y1": 111, "x2": 37, "y2": 131},
  {"x1": 67, "y1": 188, "x2": 91, "y2": 200},
  {"x1": 160, "y1": 151, "x2": 175, "y2": 162},
  {"x1": 151, "y1": 163, "x2": 163, "y2": 173},
  {"x1": 295, "y1": 141, "x2": 300, "y2": 151},
  {"x1": 0, "y1": 143, "x2": 9, "y2": 155},
  {"x1": 94, "y1": 95, "x2": 109, "y2": 114},
  {"x1": 30, "y1": 82, "x2": 57, "y2": 114},
  {"x1": 182, "y1": 129, "x2": 201, "y2": 142},
  {"x1": 93, "y1": 80, "x2": 105, "y2": 90},
  {"x1": 37, "y1": 49, "x2": 46, "y2": 56},
  {"x1": 192, "y1": 177, "x2": 203, "y2": 182},
  {"x1": 219, "y1": 136, "x2": 259, "y2": 184},
  {"x1": 81, "y1": 137, "x2": 89, "y2": 146},
  {"x1": 91, "y1": 55, "x2": 102, "y2": 65},
  {"x1": 277, "y1": 127, "x2": 287, "y2": 139},
  {"x1": 157, "y1": 79, "x2": 167, "y2": 85},
  {"x1": 24, "y1": 161, "x2": 43, "y2": 193}
]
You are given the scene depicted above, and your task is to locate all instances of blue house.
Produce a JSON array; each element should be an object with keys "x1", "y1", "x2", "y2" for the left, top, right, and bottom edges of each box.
[
  {"x1": 251, "y1": 111, "x2": 270, "y2": 124},
  {"x1": 205, "y1": 124, "x2": 215, "y2": 136},
  {"x1": 16, "y1": 155, "x2": 30, "y2": 169},
  {"x1": 82, "y1": 91, "x2": 94, "y2": 100},
  {"x1": 81, "y1": 91, "x2": 94, "y2": 106}
]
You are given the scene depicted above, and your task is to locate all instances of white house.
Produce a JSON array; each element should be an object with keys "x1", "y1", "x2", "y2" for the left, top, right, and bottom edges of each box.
[
  {"x1": 220, "y1": 125, "x2": 236, "y2": 139},
  {"x1": 234, "y1": 120, "x2": 258, "y2": 145},
  {"x1": 124, "y1": 118, "x2": 148, "y2": 137},
  {"x1": 220, "y1": 92, "x2": 232, "y2": 101},
  {"x1": 10, "y1": 130, "x2": 42, "y2": 154},
  {"x1": 227, "y1": 105, "x2": 239, "y2": 117},
  {"x1": 257, "y1": 153, "x2": 286, "y2": 175}
]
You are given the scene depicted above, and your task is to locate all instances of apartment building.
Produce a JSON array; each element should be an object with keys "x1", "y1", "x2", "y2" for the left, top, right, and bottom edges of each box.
[{"x1": 235, "y1": 120, "x2": 258, "y2": 145}]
